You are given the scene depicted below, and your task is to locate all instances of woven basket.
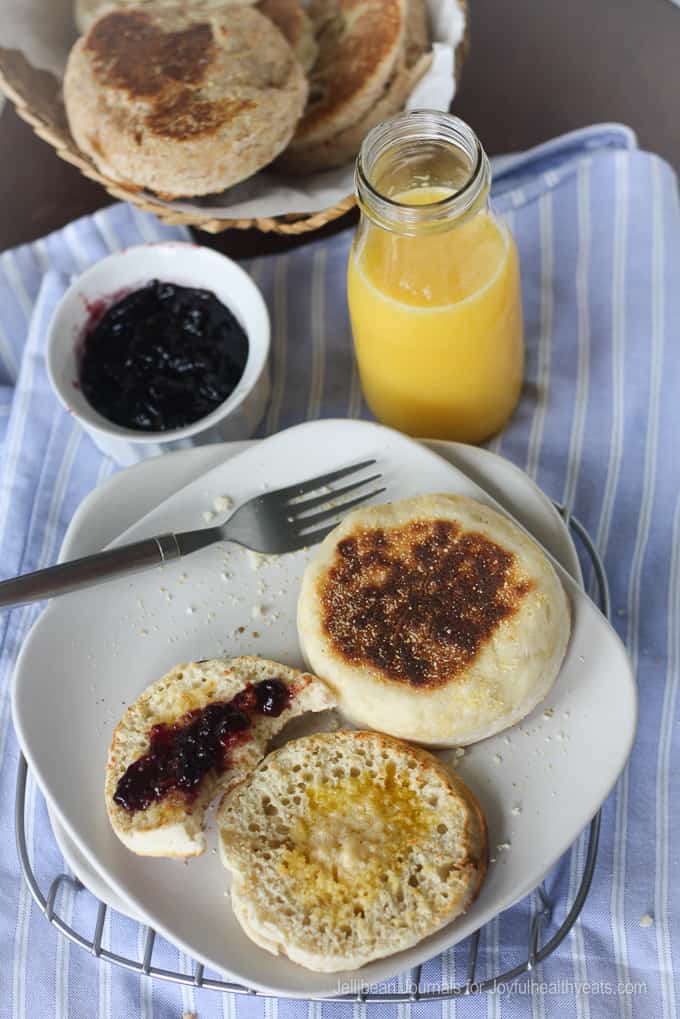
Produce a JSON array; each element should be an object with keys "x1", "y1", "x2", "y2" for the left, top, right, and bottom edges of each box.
[{"x1": 0, "y1": 4, "x2": 469, "y2": 236}]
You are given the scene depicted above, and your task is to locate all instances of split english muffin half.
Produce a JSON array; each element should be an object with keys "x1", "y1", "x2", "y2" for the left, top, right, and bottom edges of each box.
[
  {"x1": 217, "y1": 730, "x2": 488, "y2": 972},
  {"x1": 298, "y1": 495, "x2": 571, "y2": 746},
  {"x1": 64, "y1": 2, "x2": 308, "y2": 197},
  {"x1": 105, "y1": 656, "x2": 335, "y2": 858}
]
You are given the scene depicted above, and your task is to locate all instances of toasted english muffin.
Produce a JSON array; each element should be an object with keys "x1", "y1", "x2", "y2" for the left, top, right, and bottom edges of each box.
[
  {"x1": 105, "y1": 656, "x2": 335, "y2": 858},
  {"x1": 283, "y1": 0, "x2": 405, "y2": 158},
  {"x1": 75, "y1": 0, "x2": 317, "y2": 71},
  {"x1": 72, "y1": 0, "x2": 257, "y2": 35},
  {"x1": 298, "y1": 495, "x2": 571, "y2": 746},
  {"x1": 64, "y1": 3, "x2": 308, "y2": 197},
  {"x1": 217, "y1": 730, "x2": 487, "y2": 971},
  {"x1": 278, "y1": 0, "x2": 430, "y2": 173},
  {"x1": 74, "y1": 0, "x2": 259, "y2": 36},
  {"x1": 278, "y1": 49, "x2": 431, "y2": 173}
]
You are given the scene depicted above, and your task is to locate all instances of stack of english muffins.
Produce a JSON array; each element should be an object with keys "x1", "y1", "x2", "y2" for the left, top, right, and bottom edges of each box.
[{"x1": 64, "y1": 0, "x2": 437, "y2": 198}]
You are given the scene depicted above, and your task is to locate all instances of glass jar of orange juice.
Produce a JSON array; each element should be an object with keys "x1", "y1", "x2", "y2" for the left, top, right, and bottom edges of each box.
[{"x1": 347, "y1": 111, "x2": 524, "y2": 444}]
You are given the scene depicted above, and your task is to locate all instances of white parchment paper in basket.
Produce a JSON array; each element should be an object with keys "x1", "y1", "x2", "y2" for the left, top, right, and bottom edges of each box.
[{"x1": 1, "y1": 0, "x2": 466, "y2": 219}]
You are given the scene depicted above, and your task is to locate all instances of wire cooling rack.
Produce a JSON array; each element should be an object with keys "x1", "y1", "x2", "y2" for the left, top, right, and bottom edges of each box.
[{"x1": 15, "y1": 507, "x2": 608, "y2": 1001}]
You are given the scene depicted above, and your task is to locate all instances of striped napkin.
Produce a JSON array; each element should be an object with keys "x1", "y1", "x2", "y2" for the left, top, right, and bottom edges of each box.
[{"x1": 1, "y1": 124, "x2": 679, "y2": 1019}]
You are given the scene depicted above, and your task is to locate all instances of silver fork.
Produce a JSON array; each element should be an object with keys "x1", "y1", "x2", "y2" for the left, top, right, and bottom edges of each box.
[{"x1": 0, "y1": 459, "x2": 384, "y2": 610}]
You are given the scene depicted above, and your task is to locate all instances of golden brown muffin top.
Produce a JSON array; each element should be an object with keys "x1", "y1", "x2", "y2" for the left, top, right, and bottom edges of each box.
[{"x1": 85, "y1": 9, "x2": 260, "y2": 141}]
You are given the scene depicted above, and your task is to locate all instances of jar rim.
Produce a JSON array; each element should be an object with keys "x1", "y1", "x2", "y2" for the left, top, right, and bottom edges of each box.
[{"x1": 355, "y1": 110, "x2": 490, "y2": 234}]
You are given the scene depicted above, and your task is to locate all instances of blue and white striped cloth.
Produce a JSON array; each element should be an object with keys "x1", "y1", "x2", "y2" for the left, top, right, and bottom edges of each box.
[{"x1": 1, "y1": 123, "x2": 679, "y2": 1019}]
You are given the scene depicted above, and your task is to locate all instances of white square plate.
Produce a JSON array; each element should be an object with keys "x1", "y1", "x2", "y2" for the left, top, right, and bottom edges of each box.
[{"x1": 12, "y1": 420, "x2": 637, "y2": 996}]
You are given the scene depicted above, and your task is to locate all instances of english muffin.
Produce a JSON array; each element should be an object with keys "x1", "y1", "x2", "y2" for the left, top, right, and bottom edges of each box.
[
  {"x1": 217, "y1": 730, "x2": 487, "y2": 971},
  {"x1": 64, "y1": 3, "x2": 308, "y2": 197},
  {"x1": 298, "y1": 495, "x2": 571, "y2": 746},
  {"x1": 281, "y1": 0, "x2": 405, "y2": 162},
  {"x1": 106, "y1": 656, "x2": 335, "y2": 858},
  {"x1": 278, "y1": 0, "x2": 430, "y2": 173},
  {"x1": 74, "y1": 0, "x2": 259, "y2": 36},
  {"x1": 74, "y1": 0, "x2": 317, "y2": 71},
  {"x1": 280, "y1": 49, "x2": 432, "y2": 173}
]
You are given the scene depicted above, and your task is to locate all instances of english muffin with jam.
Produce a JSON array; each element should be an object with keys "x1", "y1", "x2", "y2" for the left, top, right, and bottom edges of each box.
[
  {"x1": 298, "y1": 495, "x2": 571, "y2": 746},
  {"x1": 64, "y1": 2, "x2": 308, "y2": 196},
  {"x1": 106, "y1": 656, "x2": 335, "y2": 858}
]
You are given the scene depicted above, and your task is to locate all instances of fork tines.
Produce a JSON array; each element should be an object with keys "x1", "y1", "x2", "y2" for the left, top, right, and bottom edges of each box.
[{"x1": 284, "y1": 459, "x2": 385, "y2": 539}]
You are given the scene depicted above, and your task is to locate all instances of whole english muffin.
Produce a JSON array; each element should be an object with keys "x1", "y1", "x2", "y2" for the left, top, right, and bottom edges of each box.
[
  {"x1": 298, "y1": 495, "x2": 571, "y2": 746},
  {"x1": 278, "y1": 0, "x2": 430, "y2": 174},
  {"x1": 217, "y1": 730, "x2": 488, "y2": 971},
  {"x1": 64, "y1": 3, "x2": 308, "y2": 197},
  {"x1": 105, "y1": 656, "x2": 335, "y2": 858},
  {"x1": 283, "y1": 0, "x2": 406, "y2": 158}
]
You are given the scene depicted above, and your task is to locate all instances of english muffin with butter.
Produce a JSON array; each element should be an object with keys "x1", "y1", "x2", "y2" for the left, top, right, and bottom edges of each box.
[
  {"x1": 64, "y1": 3, "x2": 308, "y2": 197},
  {"x1": 106, "y1": 656, "x2": 335, "y2": 858},
  {"x1": 217, "y1": 730, "x2": 487, "y2": 971},
  {"x1": 298, "y1": 495, "x2": 570, "y2": 746}
]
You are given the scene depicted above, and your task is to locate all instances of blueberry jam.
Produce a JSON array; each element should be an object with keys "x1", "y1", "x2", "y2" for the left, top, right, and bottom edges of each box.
[
  {"x1": 255, "y1": 679, "x2": 290, "y2": 715},
  {"x1": 80, "y1": 280, "x2": 249, "y2": 432},
  {"x1": 113, "y1": 679, "x2": 291, "y2": 813}
]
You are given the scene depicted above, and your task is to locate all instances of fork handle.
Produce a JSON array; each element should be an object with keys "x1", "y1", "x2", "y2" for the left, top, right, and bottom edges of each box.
[{"x1": 0, "y1": 534, "x2": 182, "y2": 610}]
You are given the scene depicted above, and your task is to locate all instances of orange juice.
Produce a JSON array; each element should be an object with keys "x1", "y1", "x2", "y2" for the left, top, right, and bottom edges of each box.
[
  {"x1": 348, "y1": 187, "x2": 524, "y2": 443},
  {"x1": 348, "y1": 113, "x2": 524, "y2": 444}
]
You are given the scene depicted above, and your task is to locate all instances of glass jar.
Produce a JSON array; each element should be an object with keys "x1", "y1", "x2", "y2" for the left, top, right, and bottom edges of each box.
[{"x1": 347, "y1": 111, "x2": 524, "y2": 444}]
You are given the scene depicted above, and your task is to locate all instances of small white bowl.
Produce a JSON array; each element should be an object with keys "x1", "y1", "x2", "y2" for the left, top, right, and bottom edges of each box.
[{"x1": 46, "y1": 243, "x2": 271, "y2": 467}]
